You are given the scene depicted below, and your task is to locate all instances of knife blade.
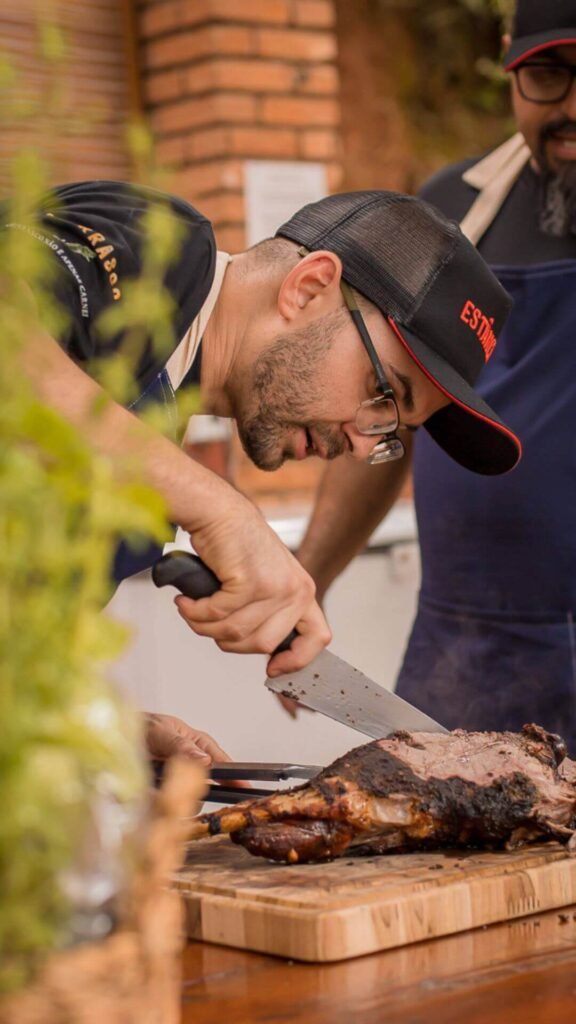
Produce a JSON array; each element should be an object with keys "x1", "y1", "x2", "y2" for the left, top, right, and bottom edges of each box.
[
  {"x1": 264, "y1": 650, "x2": 447, "y2": 738},
  {"x1": 210, "y1": 762, "x2": 323, "y2": 780},
  {"x1": 152, "y1": 550, "x2": 447, "y2": 739}
]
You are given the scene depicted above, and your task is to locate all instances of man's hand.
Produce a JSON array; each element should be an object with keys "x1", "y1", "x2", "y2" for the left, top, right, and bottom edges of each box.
[
  {"x1": 144, "y1": 712, "x2": 233, "y2": 765},
  {"x1": 174, "y1": 491, "x2": 332, "y2": 675},
  {"x1": 144, "y1": 712, "x2": 250, "y2": 791}
]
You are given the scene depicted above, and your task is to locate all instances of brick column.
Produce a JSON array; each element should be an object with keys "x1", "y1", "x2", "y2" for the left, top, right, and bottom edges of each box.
[{"x1": 137, "y1": 0, "x2": 342, "y2": 252}]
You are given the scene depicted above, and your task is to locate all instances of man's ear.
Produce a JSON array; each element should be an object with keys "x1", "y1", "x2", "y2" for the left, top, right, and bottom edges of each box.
[
  {"x1": 502, "y1": 32, "x2": 511, "y2": 55},
  {"x1": 277, "y1": 250, "x2": 342, "y2": 322}
]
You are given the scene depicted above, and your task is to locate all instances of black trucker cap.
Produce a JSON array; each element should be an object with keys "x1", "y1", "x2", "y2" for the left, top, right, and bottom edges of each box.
[
  {"x1": 276, "y1": 191, "x2": 521, "y2": 476},
  {"x1": 504, "y1": 0, "x2": 576, "y2": 70}
]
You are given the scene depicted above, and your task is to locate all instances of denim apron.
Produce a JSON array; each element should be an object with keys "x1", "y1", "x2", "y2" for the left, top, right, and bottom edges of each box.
[{"x1": 396, "y1": 261, "x2": 576, "y2": 752}]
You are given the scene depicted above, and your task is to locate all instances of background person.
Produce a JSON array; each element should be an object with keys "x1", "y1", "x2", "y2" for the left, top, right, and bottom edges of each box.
[{"x1": 297, "y1": 0, "x2": 576, "y2": 752}]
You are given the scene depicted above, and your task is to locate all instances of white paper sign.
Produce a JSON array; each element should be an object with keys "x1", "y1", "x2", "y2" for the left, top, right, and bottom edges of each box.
[{"x1": 244, "y1": 160, "x2": 327, "y2": 246}]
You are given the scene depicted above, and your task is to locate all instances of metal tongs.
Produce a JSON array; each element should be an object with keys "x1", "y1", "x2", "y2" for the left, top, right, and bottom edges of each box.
[
  {"x1": 151, "y1": 759, "x2": 322, "y2": 804},
  {"x1": 209, "y1": 761, "x2": 323, "y2": 803}
]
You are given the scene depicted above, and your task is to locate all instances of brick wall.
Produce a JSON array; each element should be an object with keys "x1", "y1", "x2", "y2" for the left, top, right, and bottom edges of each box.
[
  {"x1": 137, "y1": 0, "x2": 342, "y2": 253},
  {"x1": 0, "y1": 0, "x2": 136, "y2": 193},
  {"x1": 137, "y1": 0, "x2": 343, "y2": 504}
]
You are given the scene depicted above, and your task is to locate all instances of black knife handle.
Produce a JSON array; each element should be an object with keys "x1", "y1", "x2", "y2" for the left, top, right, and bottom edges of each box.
[
  {"x1": 152, "y1": 551, "x2": 298, "y2": 654},
  {"x1": 152, "y1": 550, "x2": 220, "y2": 598}
]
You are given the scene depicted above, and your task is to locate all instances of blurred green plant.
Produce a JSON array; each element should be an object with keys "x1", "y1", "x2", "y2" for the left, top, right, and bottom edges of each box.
[
  {"x1": 458, "y1": 0, "x2": 515, "y2": 25},
  {"x1": 363, "y1": 0, "x2": 518, "y2": 188},
  {"x1": 381, "y1": 0, "x2": 514, "y2": 26},
  {"x1": 0, "y1": 178, "x2": 158, "y2": 995},
  {"x1": 0, "y1": 19, "x2": 197, "y2": 995}
]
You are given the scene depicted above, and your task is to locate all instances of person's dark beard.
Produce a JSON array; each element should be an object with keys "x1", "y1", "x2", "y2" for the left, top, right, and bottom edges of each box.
[
  {"x1": 241, "y1": 409, "x2": 344, "y2": 471},
  {"x1": 536, "y1": 117, "x2": 576, "y2": 236},
  {"x1": 236, "y1": 313, "x2": 347, "y2": 471}
]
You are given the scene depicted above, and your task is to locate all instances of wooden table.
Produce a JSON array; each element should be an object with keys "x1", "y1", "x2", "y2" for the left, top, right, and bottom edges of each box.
[{"x1": 181, "y1": 903, "x2": 576, "y2": 1023}]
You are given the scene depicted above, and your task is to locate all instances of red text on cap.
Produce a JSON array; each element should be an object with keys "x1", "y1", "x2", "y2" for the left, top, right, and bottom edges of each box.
[{"x1": 460, "y1": 300, "x2": 496, "y2": 360}]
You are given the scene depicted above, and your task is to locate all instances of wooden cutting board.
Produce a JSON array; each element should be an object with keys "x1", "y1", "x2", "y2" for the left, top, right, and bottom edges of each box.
[{"x1": 175, "y1": 837, "x2": 576, "y2": 962}]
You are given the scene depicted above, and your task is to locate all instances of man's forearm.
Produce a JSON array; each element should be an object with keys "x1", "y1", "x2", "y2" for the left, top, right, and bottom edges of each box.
[
  {"x1": 22, "y1": 328, "x2": 331, "y2": 670},
  {"x1": 297, "y1": 438, "x2": 413, "y2": 599},
  {"x1": 23, "y1": 329, "x2": 249, "y2": 534}
]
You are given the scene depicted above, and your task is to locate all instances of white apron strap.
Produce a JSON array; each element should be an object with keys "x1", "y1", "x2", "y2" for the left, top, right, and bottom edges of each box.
[{"x1": 459, "y1": 132, "x2": 531, "y2": 245}]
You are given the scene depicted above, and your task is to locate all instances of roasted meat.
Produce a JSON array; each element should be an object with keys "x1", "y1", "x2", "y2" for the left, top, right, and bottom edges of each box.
[{"x1": 189, "y1": 724, "x2": 576, "y2": 863}]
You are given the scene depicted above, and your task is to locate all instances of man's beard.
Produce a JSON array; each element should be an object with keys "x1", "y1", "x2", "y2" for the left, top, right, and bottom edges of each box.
[
  {"x1": 236, "y1": 312, "x2": 347, "y2": 471},
  {"x1": 536, "y1": 118, "x2": 576, "y2": 237}
]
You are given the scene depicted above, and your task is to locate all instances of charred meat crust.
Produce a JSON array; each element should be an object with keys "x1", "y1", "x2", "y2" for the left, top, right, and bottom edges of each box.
[
  {"x1": 232, "y1": 819, "x2": 354, "y2": 863},
  {"x1": 519, "y1": 723, "x2": 567, "y2": 767},
  {"x1": 316, "y1": 724, "x2": 566, "y2": 801},
  {"x1": 313, "y1": 747, "x2": 544, "y2": 844}
]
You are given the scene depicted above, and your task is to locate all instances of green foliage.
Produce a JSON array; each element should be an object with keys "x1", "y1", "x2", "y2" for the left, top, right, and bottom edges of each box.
[
  {"x1": 94, "y1": 197, "x2": 202, "y2": 436},
  {"x1": 0, "y1": 26, "x2": 195, "y2": 993},
  {"x1": 384, "y1": 0, "x2": 514, "y2": 25},
  {"x1": 361, "y1": 0, "x2": 518, "y2": 189},
  {"x1": 454, "y1": 0, "x2": 513, "y2": 19},
  {"x1": 0, "y1": 215, "x2": 155, "y2": 992},
  {"x1": 97, "y1": 205, "x2": 185, "y2": 381}
]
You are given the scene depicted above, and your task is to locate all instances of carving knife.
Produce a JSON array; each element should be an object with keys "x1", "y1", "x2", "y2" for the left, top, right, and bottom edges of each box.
[{"x1": 152, "y1": 551, "x2": 447, "y2": 739}]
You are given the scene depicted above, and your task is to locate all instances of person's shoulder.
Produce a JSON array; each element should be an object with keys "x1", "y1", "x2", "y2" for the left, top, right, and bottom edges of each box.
[
  {"x1": 49, "y1": 180, "x2": 213, "y2": 232},
  {"x1": 46, "y1": 180, "x2": 216, "y2": 276},
  {"x1": 417, "y1": 155, "x2": 484, "y2": 221},
  {"x1": 418, "y1": 157, "x2": 478, "y2": 198}
]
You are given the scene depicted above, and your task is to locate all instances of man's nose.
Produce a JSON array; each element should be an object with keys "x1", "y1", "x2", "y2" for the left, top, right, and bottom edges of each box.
[{"x1": 342, "y1": 423, "x2": 381, "y2": 461}]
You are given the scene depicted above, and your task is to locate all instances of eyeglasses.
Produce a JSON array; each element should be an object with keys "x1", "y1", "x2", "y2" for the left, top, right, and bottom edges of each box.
[
  {"x1": 514, "y1": 61, "x2": 576, "y2": 104},
  {"x1": 340, "y1": 281, "x2": 405, "y2": 466}
]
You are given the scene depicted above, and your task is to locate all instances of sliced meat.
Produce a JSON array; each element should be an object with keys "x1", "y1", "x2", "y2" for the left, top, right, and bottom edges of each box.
[{"x1": 189, "y1": 724, "x2": 576, "y2": 863}]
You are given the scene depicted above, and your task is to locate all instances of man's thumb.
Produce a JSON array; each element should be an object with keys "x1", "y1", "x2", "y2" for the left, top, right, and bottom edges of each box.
[{"x1": 175, "y1": 739, "x2": 211, "y2": 762}]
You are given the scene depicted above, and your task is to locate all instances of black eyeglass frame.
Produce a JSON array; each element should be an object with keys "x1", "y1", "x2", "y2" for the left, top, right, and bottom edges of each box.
[
  {"x1": 513, "y1": 59, "x2": 576, "y2": 104},
  {"x1": 339, "y1": 280, "x2": 405, "y2": 465},
  {"x1": 294, "y1": 245, "x2": 405, "y2": 465}
]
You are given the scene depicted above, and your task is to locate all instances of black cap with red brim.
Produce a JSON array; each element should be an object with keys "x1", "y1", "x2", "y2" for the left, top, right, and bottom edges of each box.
[
  {"x1": 276, "y1": 190, "x2": 522, "y2": 476},
  {"x1": 504, "y1": 0, "x2": 576, "y2": 70},
  {"x1": 389, "y1": 320, "x2": 522, "y2": 476},
  {"x1": 505, "y1": 30, "x2": 576, "y2": 69}
]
